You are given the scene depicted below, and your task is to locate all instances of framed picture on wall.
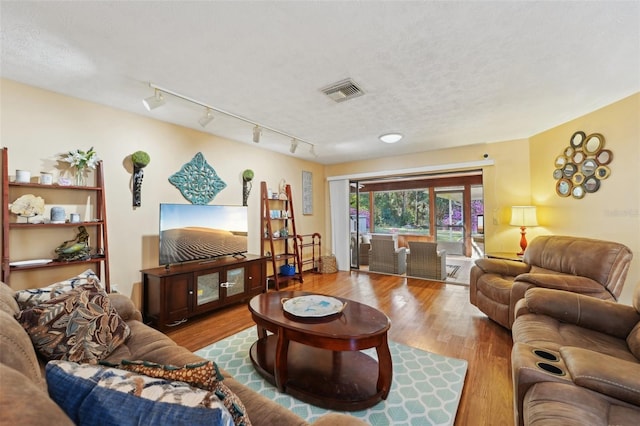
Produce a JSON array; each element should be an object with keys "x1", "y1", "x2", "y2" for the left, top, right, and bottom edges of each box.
[{"x1": 302, "y1": 170, "x2": 313, "y2": 215}]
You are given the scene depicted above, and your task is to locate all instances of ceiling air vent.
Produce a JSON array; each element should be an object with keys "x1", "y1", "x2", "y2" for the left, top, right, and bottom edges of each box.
[{"x1": 321, "y1": 79, "x2": 365, "y2": 103}]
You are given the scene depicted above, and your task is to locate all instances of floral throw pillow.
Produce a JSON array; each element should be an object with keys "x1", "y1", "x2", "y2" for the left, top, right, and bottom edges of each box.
[
  {"x1": 14, "y1": 269, "x2": 102, "y2": 309},
  {"x1": 46, "y1": 360, "x2": 234, "y2": 426},
  {"x1": 102, "y1": 360, "x2": 250, "y2": 426},
  {"x1": 15, "y1": 282, "x2": 130, "y2": 363}
]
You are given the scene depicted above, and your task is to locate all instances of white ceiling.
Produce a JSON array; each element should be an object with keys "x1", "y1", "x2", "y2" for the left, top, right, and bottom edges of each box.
[{"x1": 1, "y1": 1, "x2": 639, "y2": 165}]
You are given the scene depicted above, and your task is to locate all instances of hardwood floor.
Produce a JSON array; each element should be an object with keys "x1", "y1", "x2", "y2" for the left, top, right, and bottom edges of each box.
[{"x1": 166, "y1": 270, "x2": 514, "y2": 426}]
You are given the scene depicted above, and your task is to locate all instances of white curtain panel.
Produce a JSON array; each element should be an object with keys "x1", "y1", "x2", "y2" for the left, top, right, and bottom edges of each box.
[{"x1": 328, "y1": 179, "x2": 350, "y2": 271}]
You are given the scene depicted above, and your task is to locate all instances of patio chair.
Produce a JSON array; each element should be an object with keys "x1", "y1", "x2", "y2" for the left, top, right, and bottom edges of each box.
[
  {"x1": 407, "y1": 241, "x2": 447, "y2": 281},
  {"x1": 369, "y1": 237, "x2": 407, "y2": 275}
]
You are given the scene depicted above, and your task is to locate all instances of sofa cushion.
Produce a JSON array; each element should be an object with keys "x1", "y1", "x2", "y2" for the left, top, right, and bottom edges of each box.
[
  {"x1": 512, "y1": 313, "x2": 637, "y2": 362},
  {"x1": 14, "y1": 269, "x2": 102, "y2": 309},
  {"x1": 15, "y1": 282, "x2": 130, "y2": 363},
  {"x1": 102, "y1": 360, "x2": 249, "y2": 426},
  {"x1": 524, "y1": 382, "x2": 640, "y2": 426},
  {"x1": 561, "y1": 346, "x2": 640, "y2": 406},
  {"x1": 46, "y1": 360, "x2": 234, "y2": 426}
]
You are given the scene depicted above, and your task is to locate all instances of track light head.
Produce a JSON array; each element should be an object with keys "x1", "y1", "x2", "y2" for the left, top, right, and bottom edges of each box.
[
  {"x1": 290, "y1": 138, "x2": 299, "y2": 154},
  {"x1": 252, "y1": 125, "x2": 262, "y2": 143},
  {"x1": 142, "y1": 89, "x2": 165, "y2": 111},
  {"x1": 198, "y1": 109, "x2": 214, "y2": 128},
  {"x1": 309, "y1": 144, "x2": 316, "y2": 157}
]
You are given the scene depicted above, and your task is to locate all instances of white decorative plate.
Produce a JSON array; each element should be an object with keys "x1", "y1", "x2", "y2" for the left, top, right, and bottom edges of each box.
[
  {"x1": 282, "y1": 295, "x2": 345, "y2": 318},
  {"x1": 10, "y1": 259, "x2": 53, "y2": 267}
]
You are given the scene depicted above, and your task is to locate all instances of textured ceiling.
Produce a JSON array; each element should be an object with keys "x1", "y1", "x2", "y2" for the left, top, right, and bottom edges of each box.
[{"x1": 1, "y1": 1, "x2": 639, "y2": 164}]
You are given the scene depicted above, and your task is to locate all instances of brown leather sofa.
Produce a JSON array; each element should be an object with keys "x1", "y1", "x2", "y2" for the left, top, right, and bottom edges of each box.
[
  {"x1": 470, "y1": 235, "x2": 633, "y2": 329},
  {"x1": 510, "y1": 283, "x2": 640, "y2": 426},
  {"x1": 0, "y1": 282, "x2": 365, "y2": 426}
]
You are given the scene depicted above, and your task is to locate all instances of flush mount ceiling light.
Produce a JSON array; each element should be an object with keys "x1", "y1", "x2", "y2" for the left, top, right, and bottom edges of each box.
[
  {"x1": 379, "y1": 133, "x2": 403, "y2": 144},
  {"x1": 142, "y1": 89, "x2": 165, "y2": 111},
  {"x1": 252, "y1": 125, "x2": 262, "y2": 143},
  {"x1": 198, "y1": 109, "x2": 214, "y2": 128}
]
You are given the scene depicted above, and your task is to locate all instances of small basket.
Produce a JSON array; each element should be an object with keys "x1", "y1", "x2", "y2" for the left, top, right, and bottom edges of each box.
[
  {"x1": 319, "y1": 255, "x2": 337, "y2": 274},
  {"x1": 279, "y1": 264, "x2": 296, "y2": 276}
]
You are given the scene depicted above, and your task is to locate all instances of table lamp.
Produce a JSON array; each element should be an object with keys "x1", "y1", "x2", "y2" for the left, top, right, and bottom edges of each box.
[{"x1": 510, "y1": 206, "x2": 538, "y2": 256}]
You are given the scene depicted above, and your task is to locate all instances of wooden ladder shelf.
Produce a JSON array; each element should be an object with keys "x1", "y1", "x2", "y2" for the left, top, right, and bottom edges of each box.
[{"x1": 260, "y1": 181, "x2": 302, "y2": 290}]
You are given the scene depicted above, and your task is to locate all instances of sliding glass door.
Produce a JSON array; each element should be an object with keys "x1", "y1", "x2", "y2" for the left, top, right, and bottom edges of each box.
[
  {"x1": 349, "y1": 172, "x2": 484, "y2": 270},
  {"x1": 435, "y1": 188, "x2": 465, "y2": 255}
]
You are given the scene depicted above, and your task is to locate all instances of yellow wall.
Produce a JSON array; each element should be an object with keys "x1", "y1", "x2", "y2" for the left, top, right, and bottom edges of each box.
[
  {"x1": 529, "y1": 93, "x2": 640, "y2": 304},
  {"x1": 0, "y1": 79, "x2": 327, "y2": 303}
]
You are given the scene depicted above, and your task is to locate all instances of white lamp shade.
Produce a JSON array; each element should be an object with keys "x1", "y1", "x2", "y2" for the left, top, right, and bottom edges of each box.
[{"x1": 510, "y1": 206, "x2": 538, "y2": 227}]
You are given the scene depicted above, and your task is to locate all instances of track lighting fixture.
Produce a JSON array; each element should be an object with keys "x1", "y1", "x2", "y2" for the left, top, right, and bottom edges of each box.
[
  {"x1": 290, "y1": 138, "x2": 299, "y2": 154},
  {"x1": 252, "y1": 125, "x2": 262, "y2": 143},
  {"x1": 143, "y1": 83, "x2": 316, "y2": 155},
  {"x1": 142, "y1": 89, "x2": 165, "y2": 111},
  {"x1": 198, "y1": 109, "x2": 214, "y2": 128}
]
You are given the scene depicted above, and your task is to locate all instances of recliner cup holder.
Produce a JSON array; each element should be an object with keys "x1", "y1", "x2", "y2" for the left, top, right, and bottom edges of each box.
[
  {"x1": 532, "y1": 349, "x2": 559, "y2": 362},
  {"x1": 536, "y1": 362, "x2": 565, "y2": 376}
]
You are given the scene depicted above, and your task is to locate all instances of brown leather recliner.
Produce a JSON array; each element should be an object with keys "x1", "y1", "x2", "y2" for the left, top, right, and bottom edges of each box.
[
  {"x1": 469, "y1": 235, "x2": 633, "y2": 329},
  {"x1": 510, "y1": 282, "x2": 640, "y2": 426}
]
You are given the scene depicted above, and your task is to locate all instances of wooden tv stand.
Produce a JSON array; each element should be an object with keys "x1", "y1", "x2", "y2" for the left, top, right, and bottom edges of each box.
[{"x1": 141, "y1": 254, "x2": 266, "y2": 330}]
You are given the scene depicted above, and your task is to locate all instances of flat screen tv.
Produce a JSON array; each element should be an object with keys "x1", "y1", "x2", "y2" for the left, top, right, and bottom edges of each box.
[{"x1": 159, "y1": 203, "x2": 248, "y2": 266}]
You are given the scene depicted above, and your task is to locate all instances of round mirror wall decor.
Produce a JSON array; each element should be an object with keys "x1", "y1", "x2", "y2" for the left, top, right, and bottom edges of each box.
[
  {"x1": 554, "y1": 131, "x2": 612, "y2": 199},
  {"x1": 556, "y1": 179, "x2": 572, "y2": 197}
]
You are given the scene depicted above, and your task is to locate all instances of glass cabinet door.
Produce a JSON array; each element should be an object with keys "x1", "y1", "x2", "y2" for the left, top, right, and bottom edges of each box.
[
  {"x1": 196, "y1": 271, "x2": 220, "y2": 306},
  {"x1": 224, "y1": 267, "x2": 245, "y2": 297}
]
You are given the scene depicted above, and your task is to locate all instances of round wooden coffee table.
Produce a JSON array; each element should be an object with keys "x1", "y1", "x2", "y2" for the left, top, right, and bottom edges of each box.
[{"x1": 248, "y1": 291, "x2": 392, "y2": 411}]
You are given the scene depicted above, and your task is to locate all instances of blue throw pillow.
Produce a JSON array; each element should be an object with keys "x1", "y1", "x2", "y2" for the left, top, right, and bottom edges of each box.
[{"x1": 46, "y1": 360, "x2": 234, "y2": 426}]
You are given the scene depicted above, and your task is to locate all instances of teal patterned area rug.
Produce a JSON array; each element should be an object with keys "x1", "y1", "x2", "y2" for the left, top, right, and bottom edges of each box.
[{"x1": 196, "y1": 327, "x2": 467, "y2": 425}]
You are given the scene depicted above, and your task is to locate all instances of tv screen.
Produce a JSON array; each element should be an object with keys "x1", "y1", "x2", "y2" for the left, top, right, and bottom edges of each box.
[{"x1": 159, "y1": 204, "x2": 248, "y2": 266}]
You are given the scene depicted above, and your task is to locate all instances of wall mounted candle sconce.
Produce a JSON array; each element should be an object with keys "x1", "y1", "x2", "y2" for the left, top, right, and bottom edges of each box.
[{"x1": 242, "y1": 169, "x2": 254, "y2": 206}]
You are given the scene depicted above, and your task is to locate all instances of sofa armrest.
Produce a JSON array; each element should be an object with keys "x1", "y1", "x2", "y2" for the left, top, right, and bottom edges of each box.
[
  {"x1": 1, "y1": 364, "x2": 74, "y2": 426},
  {"x1": 474, "y1": 258, "x2": 531, "y2": 276},
  {"x1": 523, "y1": 288, "x2": 640, "y2": 338},
  {"x1": 515, "y1": 273, "x2": 607, "y2": 295},
  {"x1": 109, "y1": 293, "x2": 143, "y2": 322},
  {"x1": 561, "y1": 346, "x2": 640, "y2": 406}
]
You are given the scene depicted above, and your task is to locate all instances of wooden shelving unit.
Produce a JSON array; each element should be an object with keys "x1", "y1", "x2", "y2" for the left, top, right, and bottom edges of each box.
[
  {"x1": 260, "y1": 181, "x2": 302, "y2": 290},
  {"x1": 1, "y1": 147, "x2": 111, "y2": 291}
]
